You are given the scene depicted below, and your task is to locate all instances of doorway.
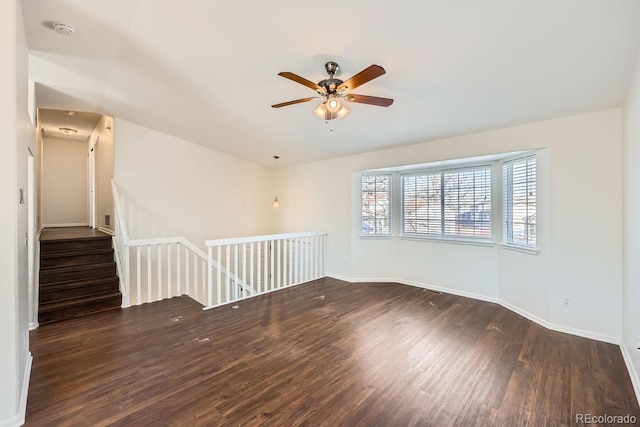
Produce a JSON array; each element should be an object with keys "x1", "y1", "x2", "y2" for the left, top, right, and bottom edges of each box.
[{"x1": 27, "y1": 149, "x2": 37, "y2": 328}]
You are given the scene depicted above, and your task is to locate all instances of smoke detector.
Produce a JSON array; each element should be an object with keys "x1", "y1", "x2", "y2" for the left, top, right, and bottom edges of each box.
[{"x1": 52, "y1": 22, "x2": 76, "y2": 36}]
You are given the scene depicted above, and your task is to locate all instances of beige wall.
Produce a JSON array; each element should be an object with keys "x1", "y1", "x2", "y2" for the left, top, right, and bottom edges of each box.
[
  {"x1": 42, "y1": 136, "x2": 88, "y2": 226},
  {"x1": 623, "y1": 49, "x2": 640, "y2": 402},
  {"x1": 274, "y1": 108, "x2": 623, "y2": 343},
  {"x1": 89, "y1": 115, "x2": 115, "y2": 231},
  {"x1": 114, "y1": 119, "x2": 276, "y2": 248}
]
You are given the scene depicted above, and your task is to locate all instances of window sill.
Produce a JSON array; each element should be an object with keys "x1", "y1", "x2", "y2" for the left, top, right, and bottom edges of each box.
[
  {"x1": 360, "y1": 234, "x2": 394, "y2": 240},
  {"x1": 399, "y1": 235, "x2": 495, "y2": 247},
  {"x1": 500, "y1": 243, "x2": 539, "y2": 255}
]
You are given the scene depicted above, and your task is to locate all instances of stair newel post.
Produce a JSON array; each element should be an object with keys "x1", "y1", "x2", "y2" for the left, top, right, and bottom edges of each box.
[{"x1": 123, "y1": 244, "x2": 131, "y2": 308}]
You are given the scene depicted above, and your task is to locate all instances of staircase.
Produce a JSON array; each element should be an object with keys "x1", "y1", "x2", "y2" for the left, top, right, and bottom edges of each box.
[{"x1": 39, "y1": 227, "x2": 122, "y2": 324}]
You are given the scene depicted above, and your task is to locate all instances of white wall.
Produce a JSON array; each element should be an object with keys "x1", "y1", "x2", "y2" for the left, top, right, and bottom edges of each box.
[
  {"x1": 623, "y1": 50, "x2": 640, "y2": 402},
  {"x1": 42, "y1": 137, "x2": 89, "y2": 226},
  {"x1": 275, "y1": 109, "x2": 623, "y2": 343},
  {"x1": 1, "y1": 0, "x2": 33, "y2": 425},
  {"x1": 89, "y1": 115, "x2": 115, "y2": 231},
  {"x1": 114, "y1": 119, "x2": 276, "y2": 247}
]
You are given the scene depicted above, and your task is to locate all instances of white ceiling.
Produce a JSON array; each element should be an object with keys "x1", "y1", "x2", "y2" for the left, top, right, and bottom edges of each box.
[
  {"x1": 21, "y1": 0, "x2": 640, "y2": 167},
  {"x1": 38, "y1": 108, "x2": 103, "y2": 140}
]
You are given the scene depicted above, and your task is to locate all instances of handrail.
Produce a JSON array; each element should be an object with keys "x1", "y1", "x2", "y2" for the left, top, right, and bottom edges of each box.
[
  {"x1": 206, "y1": 230, "x2": 327, "y2": 247},
  {"x1": 126, "y1": 236, "x2": 208, "y2": 260},
  {"x1": 111, "y1": 179, "x2": 130, "y2": 242}
]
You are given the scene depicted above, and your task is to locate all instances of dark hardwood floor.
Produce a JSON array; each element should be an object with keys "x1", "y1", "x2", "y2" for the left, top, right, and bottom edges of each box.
[
  {"x1": 40, "y1": 226, "x2": 112, "y2": 241},
  {"x1": 26, "y1": 278, "x2": 640, "y2": 426}
]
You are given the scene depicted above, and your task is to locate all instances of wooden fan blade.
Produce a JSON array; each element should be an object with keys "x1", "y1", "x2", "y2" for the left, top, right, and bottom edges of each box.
[
  {"x1": 337, "y1": 65, "x2": 386, "y2": 92},
  {"x1": 278, "y1": 72, "x2": 322, "y2": 92},
  {"x1": 344, "y1": 94, "x2": 394, "y2": 107},
  {"x1": 271, "y1": 97, "x2": 318, "y2": 108}
]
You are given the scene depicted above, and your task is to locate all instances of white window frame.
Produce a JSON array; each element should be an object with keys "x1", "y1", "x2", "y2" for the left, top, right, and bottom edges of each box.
[
  {"x1": 360, "y1": 173, "x2": 392, "y2": 237},
  {"x1": 400, "y1": 165, "x2": 493, "y2": 243},
  {"x1": 502, "y1": 154, "x2": 537, "y2": 252}
]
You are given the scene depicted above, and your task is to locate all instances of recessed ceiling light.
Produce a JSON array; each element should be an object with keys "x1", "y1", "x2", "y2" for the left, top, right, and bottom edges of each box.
[
  {"x1": 52, "y1": 22, "x2": 76, "y2": 36},
  {"x1": 59, "y1": 127, "x2": 78, "y2": 135},
  {"x1": 67, "y1": 111, "x2": 76, "y2": 116}
]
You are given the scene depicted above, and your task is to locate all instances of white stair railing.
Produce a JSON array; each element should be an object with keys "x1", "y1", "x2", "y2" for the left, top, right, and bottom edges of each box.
[
  {"x1": 112, "y1": 180, "x2": 131, "y2": 307},
  {"x1": 204, "y1": 231, "x2": 328, "y2": 310},
  {"x1": 113, "y1": 180, "x2": 327, "y2": 309},
  {"x1": 112, "y1": 181, "x2": 218, "y2": 306}
]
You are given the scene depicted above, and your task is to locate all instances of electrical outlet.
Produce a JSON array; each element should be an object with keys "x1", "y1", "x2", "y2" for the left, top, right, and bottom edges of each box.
[
  {"x1": 23, "y1": 332, "x2": 28, "y2": 349},
  {"x1": 562, "y1": 297, "x2": 572, "y2": 308}
]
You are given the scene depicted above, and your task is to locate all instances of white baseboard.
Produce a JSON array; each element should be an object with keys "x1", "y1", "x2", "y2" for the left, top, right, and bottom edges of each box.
[
  {"x1": 42, "y1": 223, "x2": 89, "y2": 228},
  {"x1": 98, "y1": 226, "x2": 114, "y2": 235},
  {"x1": 621, "y1": 343, "x2": 640, "y2": 406},
  {"x1": 325, "y1": 273, "x2": 352, "y2": 283},
  {"x1": 0, "y1": 414, "x2": 19, "y2": 427},
  {"x1": 18, "y1": 353, "x2": 32, "y2": 426},
  {"x1": 0, "y1": 353, "x2": 32, "y2": 427},
  {"x1": 28, "y1": 322, "x2": 38, "y2": 331},
  {"x1": 327, "y1": 273, "x2": 617, "y2": 344},
  {"x1": 327, "y1": 273, "x2": 499, "y2": 304},
  {"x1": 498, "y1": 299, "x2": 619, "y2": 345}
]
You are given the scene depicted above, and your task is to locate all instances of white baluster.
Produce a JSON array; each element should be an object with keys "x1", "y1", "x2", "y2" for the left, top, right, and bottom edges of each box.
[
  {"x1": 136, "y1": 246, "x2": 141, "y2": 306},
  {"x1": 323, "y1": 235, "x2": 327, "y2": 276},
  {"x1": 269, "y1": 239, "x2": 276, "y2": 290},
  {"x1": 194, "y1": 251, "x2": 198, "y2": 300},
  {"x1": 293, "y1": 238, "x2": 298, "y2": 284},
  {"x1": 276, "y1": 239, "x2": 282, "y2": 289},
  {"x1": 225, "y1": 245, "x2": 231, "y2": 303},
  {"x1": 123, "y1": 245, "x2": 131, "y2": 307},
  {"x1": 208, "y1": 247, "x2": 213, "y2": 307},
  {"x1": 185, "y1": 249, "x2": 190, "y2": 296},
  {"x1": 167, "y1": 244, "x2": 172, "y2": 298},
  {"x1": 257, "y1": 241, "x2": 262, "y2": 294},
  {"x1": 177, "y1": 244, "x2": 181, "y2": 296},
  {"x1": 147, "y1": 245, "x2": 152, "y2": 303},
  {"x1": 305, "y1": 237, "x2": 309, "y2": 282},
  {"x1": 263, "y1": 241, "x2": 268, "y2": 292},
  {"x1": 216, "y1": 246, "x2": 222, "y2": 306},
  {"x1": 242, "y1": 243, "x2": 247, "y2": 299},
  {"x1": 250, "y1": 242, "x2": 254, "y2": 296},
  {"x1": 234, "y1": 244, "x2": 239, "y2": 300},
  {"x1": 157, "y1": 244, "x2": 162, "y2": 300},
  {"x1": 201, "y1": 259, "x2": 205, "y2": 302}
]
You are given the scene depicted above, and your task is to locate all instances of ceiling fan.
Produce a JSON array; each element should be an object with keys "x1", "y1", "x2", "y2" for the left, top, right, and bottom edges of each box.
[{"x1": 271, "y1": 61, "x2": 393, "y2": 121}]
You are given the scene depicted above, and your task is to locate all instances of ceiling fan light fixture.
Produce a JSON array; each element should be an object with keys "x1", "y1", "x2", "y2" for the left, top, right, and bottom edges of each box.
[
  {"x1": 313, "y1": 102, "x2": 327, "y2": 119},
  {"x1": 313, "y1": 102, "x2": 349, "y2": 121},
  {"x1": 326, "y1": 95, "x2": 341, "y2": 113},
  {"x1": 335, "y1": 104, "x2": 350, "y2": 120},
  {"x1": 59, "y1": 127, "x2": 78, "y2": 135}
]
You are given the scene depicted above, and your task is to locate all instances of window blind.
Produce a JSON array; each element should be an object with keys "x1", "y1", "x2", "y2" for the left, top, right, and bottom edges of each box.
[
  {"x1": 361, "y1": 174, "x2": 391, "y2": 235},
  {"x1": 503, "y1": 155, "x2": 536, "y2": 248},
  {"x1": 402, "y1": 166, "x2": 491, "y2": 239}
]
